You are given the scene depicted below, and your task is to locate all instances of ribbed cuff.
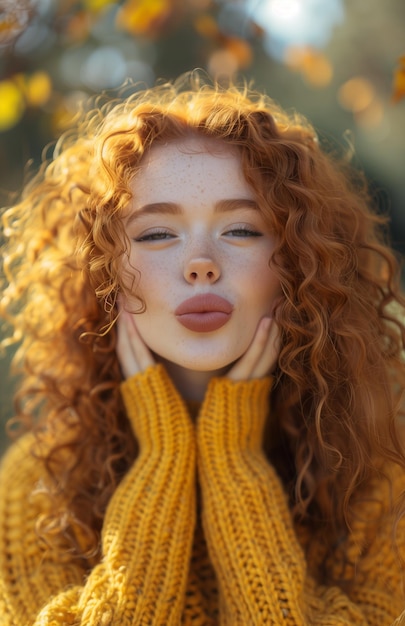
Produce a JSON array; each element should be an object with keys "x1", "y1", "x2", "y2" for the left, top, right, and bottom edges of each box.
[
  {"x1": 120, "y1": 364, "x2": 192, "y2": 451},
  {"x1": 197, "y1": 376, "x2": 273, "y2": 453}
]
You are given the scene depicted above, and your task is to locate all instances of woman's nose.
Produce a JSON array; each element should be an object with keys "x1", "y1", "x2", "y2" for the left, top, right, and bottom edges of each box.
[{"x1": 184, "y1": 256, "x2": 221, "y2": 284}]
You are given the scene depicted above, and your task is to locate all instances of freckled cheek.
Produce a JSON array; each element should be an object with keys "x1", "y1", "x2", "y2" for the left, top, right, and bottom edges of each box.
[
  {"x1": 238, "y1": 259, "x2": 280, "y2": 309},
  {"x1": 126, "y1": 254, "x2": 177, "y2": 306}
]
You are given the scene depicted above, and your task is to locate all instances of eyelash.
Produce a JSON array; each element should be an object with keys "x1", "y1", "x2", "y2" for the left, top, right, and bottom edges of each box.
[
  {"x1": 135, "y1": 230, "x2": 175, "y2": 242},
  {"x1": 134, "y1": 226, "x2": 262, "y2": 242},
  {"x1": 224, "y1": 227, "x2": 262, "y2": 237}
]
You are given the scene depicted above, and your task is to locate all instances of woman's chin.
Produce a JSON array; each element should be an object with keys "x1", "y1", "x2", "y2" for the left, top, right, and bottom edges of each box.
[{"x1": 154, "y1": 353, "x2": 237, "y2": 375}]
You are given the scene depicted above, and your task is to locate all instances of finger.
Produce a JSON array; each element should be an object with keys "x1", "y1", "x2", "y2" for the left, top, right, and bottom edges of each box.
[
  {"x1": 116, "y1": 311, "x2": 154, "y2": 378},
  {"x1": 125, "y1": 313, "x2": 155, "y2": 370},
  {"x1": 249, "y1": 318, "x2": 280, "y2": 379},
  {"x1": 227, "y1": 317, "x2": 273, "y2": 382},
  {"x1": 116, "y1": 311, "x2": 140, "y2": 378}
]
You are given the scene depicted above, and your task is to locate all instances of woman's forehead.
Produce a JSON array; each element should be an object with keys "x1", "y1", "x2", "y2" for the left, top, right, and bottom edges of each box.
[{"x1": 141, "y1": 134, "x2": 240, "y2": 163}]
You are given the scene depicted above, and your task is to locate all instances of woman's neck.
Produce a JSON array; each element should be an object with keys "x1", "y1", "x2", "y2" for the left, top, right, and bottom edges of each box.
[{"x1": 156, "y1": 357, "x2": 229, "y2": 402}]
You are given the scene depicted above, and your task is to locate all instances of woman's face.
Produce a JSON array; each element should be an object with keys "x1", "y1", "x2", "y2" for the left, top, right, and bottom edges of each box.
[{"x1": 123, "y1": 136, "x2": 280, "y2": 373}]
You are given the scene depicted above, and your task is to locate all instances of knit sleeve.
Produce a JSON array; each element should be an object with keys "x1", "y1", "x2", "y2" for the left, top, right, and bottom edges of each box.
[
  {"x1": 0, "y1": 364, "x2": 196, "y2": 626},
  {"x1": 196, "y1": 376, "x2": 405, "y2": 626}
]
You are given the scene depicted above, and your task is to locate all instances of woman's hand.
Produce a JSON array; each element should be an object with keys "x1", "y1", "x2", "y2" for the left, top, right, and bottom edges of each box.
[
  {"x1": 116, "y1": 308, "x2": 155, "y2": 379},
  {"x1": 227, "y1": 317, "x2": 280, "y2": 382},
  {"x1": 117, "y1": 308, "x2": 279, "y2": 382}
]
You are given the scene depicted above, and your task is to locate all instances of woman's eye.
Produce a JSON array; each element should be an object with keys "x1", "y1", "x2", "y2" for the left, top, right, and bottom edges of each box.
[
  {"x1": 224, "y1": 227, "x2": 262, "y2": 237},
  {"x1": 135, "y1": 230, "x2": 175, "y2": 242}
]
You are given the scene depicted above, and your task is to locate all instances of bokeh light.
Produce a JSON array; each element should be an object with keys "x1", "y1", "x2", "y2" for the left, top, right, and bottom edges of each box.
[
  {"x1": 25, "y1": 71, "x2": 52, "y2": 106},
  {"x1": 80, "y1": 46, "x2": 127, "y2": 90},
  {"x1": 246, "y1": 0, "x2": 344, "y2": 60},
  {"x1": 0, "y1": 80, "x2": 25, "y2": 130},
  {"x1": 285, "y1": 46, "x2": 333, "y2": 87},
  {"x1": 0, "y1": 0, "x2": 404, "y2": 448}
]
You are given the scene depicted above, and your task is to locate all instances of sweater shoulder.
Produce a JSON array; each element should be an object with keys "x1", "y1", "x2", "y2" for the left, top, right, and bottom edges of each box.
[
  {"x1": 0, "y1": 434, "x2": 88, "y2": 624},
  {"x1": 0, "y1": 433, "x2": 43, "y2": 501},
  {"x1": 0, "y1": 433, "x2": 51, "y2": 555}
]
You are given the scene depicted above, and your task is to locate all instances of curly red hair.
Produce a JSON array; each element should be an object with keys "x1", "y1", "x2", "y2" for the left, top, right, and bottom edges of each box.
[{"x1": 1, "y1": 72, "x2": 405, "y2": 564}]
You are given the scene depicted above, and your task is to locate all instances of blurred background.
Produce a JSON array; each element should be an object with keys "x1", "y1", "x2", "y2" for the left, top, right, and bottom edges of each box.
[{"x1": 0, "y1": 0, "x2": 404, "y2": 450}]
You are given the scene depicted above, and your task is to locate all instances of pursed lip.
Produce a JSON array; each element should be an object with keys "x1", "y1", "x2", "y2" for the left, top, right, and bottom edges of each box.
[{"x1": 175, "y1": 294, "x2": 233, "y2": 332}]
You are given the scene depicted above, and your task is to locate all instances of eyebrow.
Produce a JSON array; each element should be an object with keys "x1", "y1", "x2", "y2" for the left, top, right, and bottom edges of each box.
[{"x1": 126, "y1": 198, "x2": 259, "y2": 224}]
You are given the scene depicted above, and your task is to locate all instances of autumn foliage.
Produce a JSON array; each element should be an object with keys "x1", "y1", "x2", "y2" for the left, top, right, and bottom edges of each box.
[{"x1": 0, "y1": 0, "x2": 403, "y2": 135}]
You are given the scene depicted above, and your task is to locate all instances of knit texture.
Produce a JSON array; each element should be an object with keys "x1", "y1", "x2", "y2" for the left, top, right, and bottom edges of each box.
[{"x1": 0, "y1": 363, "x2": 404, "y2": 625}]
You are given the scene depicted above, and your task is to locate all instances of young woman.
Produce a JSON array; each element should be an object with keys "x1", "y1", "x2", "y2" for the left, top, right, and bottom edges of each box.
[{"x1": 1, "y1": 73, "x2": 405, "y2": 625}]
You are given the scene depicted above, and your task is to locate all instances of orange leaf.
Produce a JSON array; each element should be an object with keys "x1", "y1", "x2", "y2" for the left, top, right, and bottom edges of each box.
[
  {"x1": 116, "y1": 0, "x2": 172, "y2": 37},
  {"x1": 285, "y1": 46, "x2": 332, "y2": 88},
  {"x1": 193, "y1": 13, "x2": 218, "y2": 38},
  {"x1": 392, "y1": 55, "x2": 405, "y2": 103},
  {"x1": 0, "y1": 15, "x2": 25, "y2": 46},
  {"x1": 65, "y1": 11, "x2": 91, "y2": 42},
  {"x1": 225, "y1": 37, "x2": 253, "y2": 69}
]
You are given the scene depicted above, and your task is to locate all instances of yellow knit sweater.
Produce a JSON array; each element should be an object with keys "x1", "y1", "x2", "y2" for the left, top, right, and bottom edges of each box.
[{"x1": 0, "y1": 364, "x2": 404, "y2": 625}]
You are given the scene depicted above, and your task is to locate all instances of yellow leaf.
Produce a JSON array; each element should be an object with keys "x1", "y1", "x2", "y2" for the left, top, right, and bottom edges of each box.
[
  {"x1": 0, "y1": 80, "x2": 25, "y2": 131},
  {"x1": 82, "y1": 0, "x2": 116, "y2": 12},
  {"x1": 26, "y1": 71, "x2": 52, "y2": 107}
]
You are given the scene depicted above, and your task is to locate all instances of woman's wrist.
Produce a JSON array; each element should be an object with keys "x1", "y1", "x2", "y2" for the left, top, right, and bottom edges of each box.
[
  {"x1": 197, "y1": 375, "x2": 273, "y2": 453},
  {"x1": 121, "y1": 363, "x2": 194, "y2": 451}
]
